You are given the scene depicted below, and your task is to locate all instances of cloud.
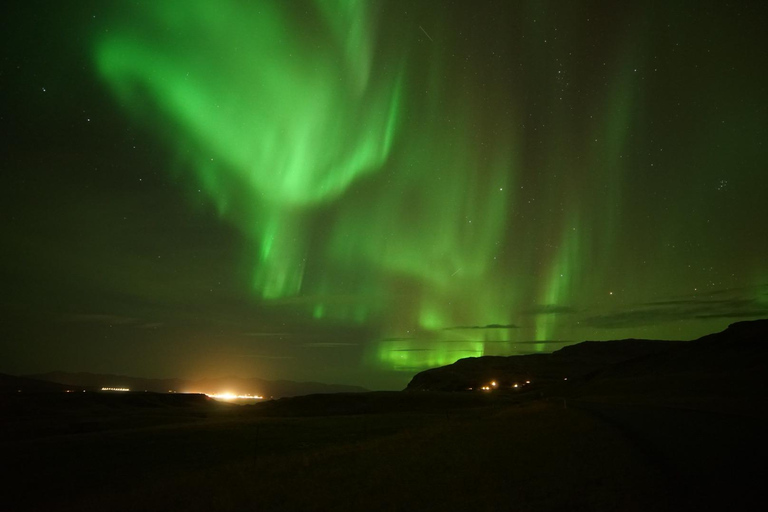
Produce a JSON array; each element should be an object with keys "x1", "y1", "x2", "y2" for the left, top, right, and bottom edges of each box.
[
  {"x1": 301, "y1": 342, "x2": 358, "y2": 348},
  {"x1": 245, "y1": 354, "x2": 294, "y2": 360},
  {"x1": 432, "y1": 339, "x2": 563, "y2": 344},
  {"x1": 443, "y1": 324, "x2": 518, "y2": 330},
  {"x1": 693, "y1": 310, "x2": 768, "y2": 320},
  {"x1": 513, "y1": 340, "x2": 574, "y2": 345},
  {"x1": 392, "y1": 366, "x2": 427, "y2": 372},
  {"x1": 60, "y1": 314, "x2": 167, "y2": 329},
  {"x1": 435, "y1": 339, "x2": 487, "y2": 343},
  {"x1": 138, "y1": 322, "x2": 164, "y2": 329},
  {"x1": 242, "y1": 332, "x2": 293, "y2": 337},
  {"x1": 523, "y1": 304, "x2": 577, "y2": 315},
  {"x1": 61, "y1": 314, "x2": 138, "y2": 325},
  {"x1": 584, "y1": 295, "x2": 768, "y2": 329},
  {"x1": 643, "y1": 298, "x2": 755, "y2": 307},
  {"x1": 267, "y1": 293, "x2": 372, "y2": 307}
]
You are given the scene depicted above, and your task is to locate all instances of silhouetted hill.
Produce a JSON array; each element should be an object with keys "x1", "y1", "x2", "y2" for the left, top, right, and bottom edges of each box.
[
  {"x1": 26, "y1": 372, "x2": 367, "y2": 398},
  {"x1": 26, "y1": 372, "x2": 184, "y2": 393},
  {"x1": 0, "y1": 372, "x2": 82, "y2": 393},
  {"x1": 570, "y1": 319, "x2": 768, "y2": 409},
  {"x1": 406, "y1": 320, "x2": 768, "y2": 403},
  {"x1": 583, "y1": 320, "x2": 767, "y2": 380},
  {"x1": 406, "y1": 338, "x2": 679, "y2": 392}
]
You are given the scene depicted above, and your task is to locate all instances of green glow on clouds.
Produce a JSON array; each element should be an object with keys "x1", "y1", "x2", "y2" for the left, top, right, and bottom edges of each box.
[
  {"x1": 91, "y1": 1, "x2": 768, "y2": 377},
  {"x1": 95, "y1": 0, "x2": 513, "y2": 366}
]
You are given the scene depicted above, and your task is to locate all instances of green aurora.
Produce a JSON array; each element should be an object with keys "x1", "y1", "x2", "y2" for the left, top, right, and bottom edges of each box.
[
  {"x1": 2, "y1": 0, "x2": 767, "y2": 388},
  {"x1": 94, "y1": 0, "x2": 518, "y2": 369}
]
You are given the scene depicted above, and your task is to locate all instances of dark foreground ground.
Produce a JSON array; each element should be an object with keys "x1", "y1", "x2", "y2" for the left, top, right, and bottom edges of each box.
[{"x1": 1, "y1": 391, "x2": 765, "y2": 512}]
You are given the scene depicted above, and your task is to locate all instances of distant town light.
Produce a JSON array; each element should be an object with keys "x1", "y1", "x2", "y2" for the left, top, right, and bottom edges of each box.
[{"x1": 205, "y1": 392, "x2": 263, "y2": 401}]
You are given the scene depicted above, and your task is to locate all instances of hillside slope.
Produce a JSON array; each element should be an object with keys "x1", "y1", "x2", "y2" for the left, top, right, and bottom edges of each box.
[{"x1": 406, "y1": 320, "x2": 768, "y2": 405}]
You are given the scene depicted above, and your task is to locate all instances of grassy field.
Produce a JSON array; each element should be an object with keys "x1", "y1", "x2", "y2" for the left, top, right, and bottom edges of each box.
[{"x1": 2, "y1": 391, "x2": 762, "y2": 511}]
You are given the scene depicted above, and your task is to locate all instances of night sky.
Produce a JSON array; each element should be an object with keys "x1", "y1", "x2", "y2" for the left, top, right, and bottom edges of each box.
[{"x1": 2, "y1": 1, "x2": 767, "y2": 390}]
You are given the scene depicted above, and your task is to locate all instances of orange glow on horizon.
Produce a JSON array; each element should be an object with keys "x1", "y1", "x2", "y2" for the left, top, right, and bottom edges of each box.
[{"x1": 203, "y1": 392, "x2": 264, "y2": 401}]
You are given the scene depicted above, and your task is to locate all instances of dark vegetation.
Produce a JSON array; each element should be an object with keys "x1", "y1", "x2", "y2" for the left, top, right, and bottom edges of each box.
[{"x1": 2, "y1": 320, "x2": 766, "y2": 511}]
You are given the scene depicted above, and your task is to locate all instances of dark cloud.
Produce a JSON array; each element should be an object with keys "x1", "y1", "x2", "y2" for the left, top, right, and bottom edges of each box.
[
  {"x1": 391, "y1": 366, "x2": 425, "y2": 372},
  {"x1": 643, "y1": 298, "x2": 755, "y2": 307},
  {"x1": 523, "y1": 304, "x2": 578, "y2": 315},
  {"x1": 61, "y1": 314, "x2": 139, "y2": 325},
  {"x1": 443, "y1": 324, "x2": 518, "y2": 330},
  {"x1": 245, "y1": 354, "x2": 294, "y2": 360},
  {"x1": 513, "y1": 340, "x2": 574, "y2": 345},
  {"x1": 639, "y1": 284, "x2": 768, "y2": 306},
  {"x1": 138, "y1": 322, "x2": 164, "y2": 329},
  {"x1": 60, "y1": 314, "x2": 168, "y2": 330},
  {"x1": 694, "y1": 310, "x2": 768, "y2": 320},
  {"x1": 301, "y1": 342, "x2": 358, "y2": 348},
  {"x1": 242, "y1": 332, "x2": 293, "y2": 337},
  {"x1": 585, "y1": 296, "x2": 768, "y2": 329},
  {"x1": 268, "y1": 294, "x2": 370, "y2": 306},
  {"x1": 431, "y1": 339, "x2": 567, "y2": 345}
]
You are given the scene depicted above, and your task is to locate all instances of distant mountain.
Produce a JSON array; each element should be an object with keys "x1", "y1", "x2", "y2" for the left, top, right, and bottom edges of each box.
[
  {"x1": 27, "y1": 372, "x2": 185, "y2": 394},
  {"x1": 24, "y1": 372, "x2": 367, "y2": 398},
  {"x1": 406, "y1": 320, "x2": 768, "y2": 397},
  {"x1": 0, "y1": 373, "x2": 83, "y2": 393}
]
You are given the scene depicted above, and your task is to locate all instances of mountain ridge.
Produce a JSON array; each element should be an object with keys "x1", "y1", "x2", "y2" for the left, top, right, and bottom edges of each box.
[
  {"x1": 20, "y1": 371, "x2": 367, "y2": 398},
  {"x1": 406, "y1": 319, "x2": 768, "y2": 395}
]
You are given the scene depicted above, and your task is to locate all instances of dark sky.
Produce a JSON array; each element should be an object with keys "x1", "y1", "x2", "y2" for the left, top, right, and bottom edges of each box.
[{"x1": 2, "y1": 1, "x2": 767, "y2": 390}]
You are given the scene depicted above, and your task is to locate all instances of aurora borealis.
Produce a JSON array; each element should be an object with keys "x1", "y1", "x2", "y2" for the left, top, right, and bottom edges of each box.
[{"x1": 2, "y1": 1, "x2": 767, "y2": 389}]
